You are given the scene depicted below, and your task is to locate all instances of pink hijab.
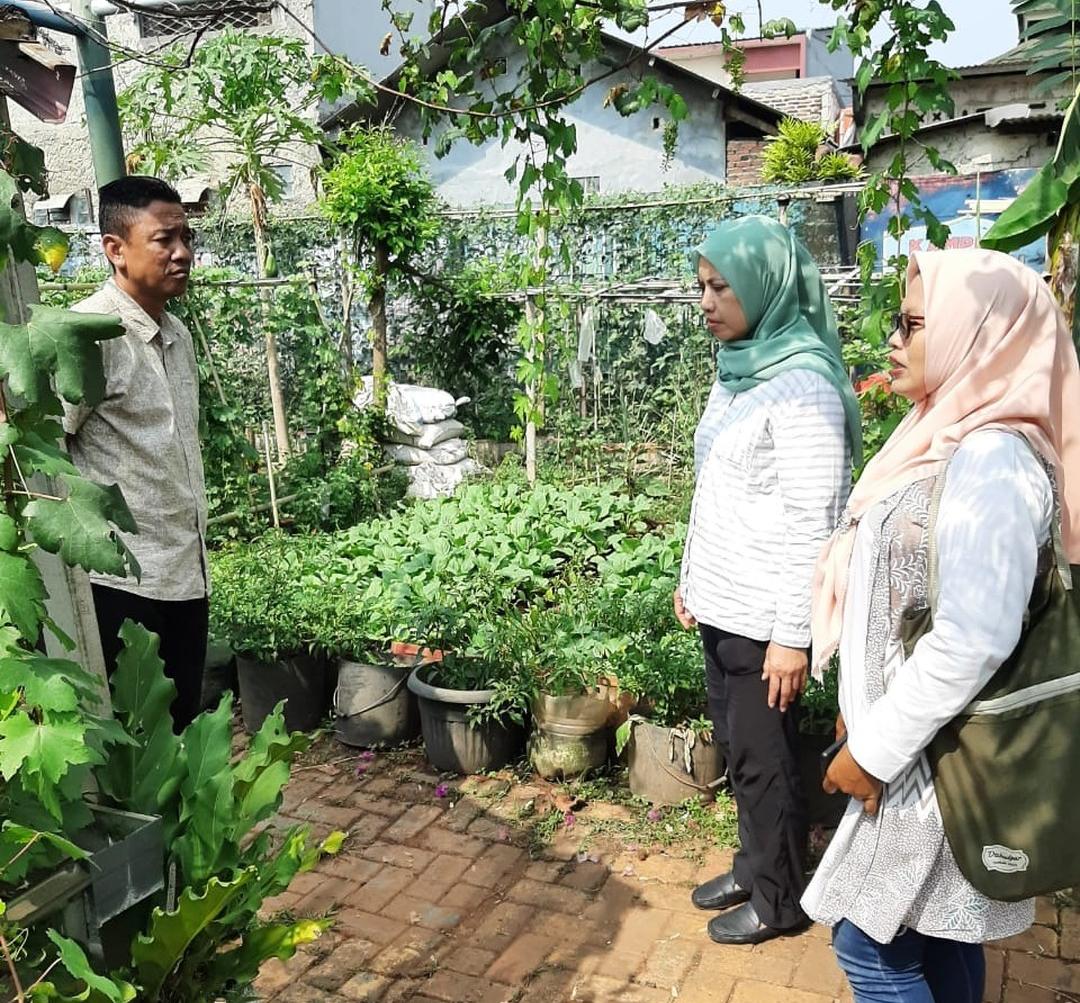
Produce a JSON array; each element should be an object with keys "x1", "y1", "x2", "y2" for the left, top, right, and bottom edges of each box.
[{"x1": 810, "y1": 248, "x2": 1080, "y2": 675}]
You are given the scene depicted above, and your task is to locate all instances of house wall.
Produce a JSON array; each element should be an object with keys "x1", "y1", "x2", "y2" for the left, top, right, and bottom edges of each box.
[
  {"x1": 743, "y1": 77, "x2": 842, "y2": 128},
  {"x1": 385, "y1": 42, "x2": 732, "y2": 206},
  {"x1": 12, "y1": 0, "x2": 318, "y2": 219},
  {"x1": 312, "y1": 0, "x2": 436, "y2": 80},
  {"x1": 726, "y1": 138, "x2": 769, "y2": 187},
  {"x1": 863, "y1": 119, "x2": 1059, "y2": 173},
  {"x1": 804, "y1": 28, "x2": 853, "y2": 105}
]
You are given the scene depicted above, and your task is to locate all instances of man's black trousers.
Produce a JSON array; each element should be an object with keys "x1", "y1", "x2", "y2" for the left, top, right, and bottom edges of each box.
[
  {"x1": 92, "y1": 584, "x2": 209, "y2": 733},
  {"x1": 700, "y1": 623, "x2": 809, "y2": 930}
]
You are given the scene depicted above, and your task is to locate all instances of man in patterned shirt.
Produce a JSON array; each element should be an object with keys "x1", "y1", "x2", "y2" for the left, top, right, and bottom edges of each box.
[{"x1": 64, "y1": 176, "x2": 208, "y2": 732}]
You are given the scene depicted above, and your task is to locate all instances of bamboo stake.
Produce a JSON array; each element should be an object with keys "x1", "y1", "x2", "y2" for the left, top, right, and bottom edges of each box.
[
  {"x1": 190, "y1": 313, "x2": 228, "y2": 409},
  {"x1": 261, "y1": 421, "x2": 281, "y2": 530}
]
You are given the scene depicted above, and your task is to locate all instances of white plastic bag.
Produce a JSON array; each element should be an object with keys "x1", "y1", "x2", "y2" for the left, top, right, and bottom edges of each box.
[
  {"x1": 384, "y1": 438, "x2": 468, "y2": 467},
  {"x1": 354, "y1": 378, "x2": 459, "y2": 430},
  {"x1": 405, "y1": 457, "x2": 485, "y2": 499},
  {"x1": 386, "y1": 418, "x2": 466, "y2": 449},
  {"x1": 643, "y1": 309, "x2": 668, "y2": 346}
]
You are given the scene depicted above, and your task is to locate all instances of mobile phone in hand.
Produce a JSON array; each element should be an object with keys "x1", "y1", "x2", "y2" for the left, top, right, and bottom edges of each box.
[{"x1": 819, "y1": 735, "x2": 847, "y2": 782}]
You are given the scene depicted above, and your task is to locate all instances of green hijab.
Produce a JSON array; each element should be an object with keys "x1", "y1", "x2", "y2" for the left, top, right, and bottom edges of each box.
[{"x1": 693, "y1": 215, "x2": 862, "y2": 466}]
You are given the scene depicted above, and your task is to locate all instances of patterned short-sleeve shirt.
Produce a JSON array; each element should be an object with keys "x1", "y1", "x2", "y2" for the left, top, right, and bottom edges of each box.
[{"x1": 63, "y1": 280, "x2": 209, "y2": 601}]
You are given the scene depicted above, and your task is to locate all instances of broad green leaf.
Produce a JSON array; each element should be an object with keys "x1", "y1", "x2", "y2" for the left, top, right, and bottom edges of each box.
[
  {"x1": 131, "y1": 870, "x2": 253, "y2": 1000},
  {"x1": 0, "y1": 656, "x2": 100, "y2": 713},
  {"x1": 0, "y1": 549, "x2": 47, "y2": 642},
  {"x1": 198, "y1": 918, "x2": 331, "y2": 989},
  {"x1": 26, "y1": 474, "x2": 140, "y2": 578},
  {"x1": 44, "y1": 930, "x2": 136, "y2": 1003},
  {"x1": 0, "y1": 712, "x2": 93, "y2": 782},
  {"x1": 0, "y1": 305, "x2": 123, "y2": 407},
  {"x1": 14, "y1": 425, "x2": 80, "y2": 477},
  {"x1": 231, "y1": 703, "x2": 309, "y2": 839},
  {"x1": 982, "y1": 160, "x2": 1069, "y2": 252}
]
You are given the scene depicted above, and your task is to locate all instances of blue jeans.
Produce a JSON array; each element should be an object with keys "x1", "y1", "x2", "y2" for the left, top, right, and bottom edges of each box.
[{"x1": 832, "y1": 919, "x2": 985, "y2": 1003}]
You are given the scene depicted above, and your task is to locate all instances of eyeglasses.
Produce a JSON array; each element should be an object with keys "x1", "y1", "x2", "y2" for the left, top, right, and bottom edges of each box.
[{"x1": 891, "y1": 312, "x2": 925, "y2": 343}]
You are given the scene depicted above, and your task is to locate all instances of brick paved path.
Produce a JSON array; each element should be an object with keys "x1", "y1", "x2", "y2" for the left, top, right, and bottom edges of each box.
[{"x1": 255, "y1": 745, "x2": 1080, "y2": 1003}]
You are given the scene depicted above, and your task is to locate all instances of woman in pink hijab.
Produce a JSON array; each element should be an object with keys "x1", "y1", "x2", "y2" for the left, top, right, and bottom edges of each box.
[{"x1": 801, "y1": 248, "x2": 1080, "y2": 1002}]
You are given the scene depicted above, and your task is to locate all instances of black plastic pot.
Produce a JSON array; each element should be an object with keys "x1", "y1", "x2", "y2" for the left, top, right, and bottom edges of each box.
[
  {"x1": 798, "y1": 731, "x2": 847, "y2": 827},
  {"x1": 237, "y1": 650, "x2": 330, "y2": 733},
  {"x1": 407, "y1": 665, "x2": 525, "y2": 774},
  {"x1": 200, "y1": 639, "x2": 237, "y2": 711}
]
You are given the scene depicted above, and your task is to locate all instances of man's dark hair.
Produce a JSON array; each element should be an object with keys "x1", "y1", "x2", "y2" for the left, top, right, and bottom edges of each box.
[{"x1": 98, "y1": 176, "x2": 182, "y2": 239}]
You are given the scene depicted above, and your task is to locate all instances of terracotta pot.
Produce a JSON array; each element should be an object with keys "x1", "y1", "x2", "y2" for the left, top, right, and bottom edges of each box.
[{"x1": 389, "y1": 640, "x2": 443, "y2": 664}]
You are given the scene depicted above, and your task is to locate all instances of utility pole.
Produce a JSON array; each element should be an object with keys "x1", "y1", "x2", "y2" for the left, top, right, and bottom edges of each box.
[{"x1": 70, "y1": 0, "x2": 125, "y2": 186}]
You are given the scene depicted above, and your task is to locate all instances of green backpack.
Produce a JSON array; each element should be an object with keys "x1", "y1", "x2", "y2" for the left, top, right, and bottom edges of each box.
[{"x1": 900, "y1": 447, "x2": 1080, "y2": 902}]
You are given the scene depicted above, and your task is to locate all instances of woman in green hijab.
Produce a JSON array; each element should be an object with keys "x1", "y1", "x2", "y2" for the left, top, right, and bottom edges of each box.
[{"x1": 676, "y1": 215, "x2": 857, "y2": 947}]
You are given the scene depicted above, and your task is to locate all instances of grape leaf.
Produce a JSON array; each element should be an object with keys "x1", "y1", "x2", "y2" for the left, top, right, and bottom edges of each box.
[
  {"x1": 0, "y1": 655, "x2": 101, "y2": 713},
  {"x1": 0, "y1": 549, "x2": 46, "y2": 642},
  {"x1": 0, "y1": 711, "x2": 94, "y2": 782},
  {"x1": 0, "y1": 304, "x2": 124, "y2": 407},
  {"x1": 26, "y1": 474, "x2": 140, "y2": 579}
]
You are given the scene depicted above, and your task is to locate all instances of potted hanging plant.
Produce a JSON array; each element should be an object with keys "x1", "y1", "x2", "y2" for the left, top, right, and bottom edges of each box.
[
  {"x1": 404, "y1": 602, "x2": 529, "y2": 775},
  {"x1": 210, "y1": 532, "x2": 330, "y2": 733}
]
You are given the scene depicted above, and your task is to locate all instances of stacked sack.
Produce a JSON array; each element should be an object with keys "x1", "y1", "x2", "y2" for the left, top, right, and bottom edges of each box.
[{"x1": 355, "y1": 378, "x2": 486, "y2": 499}]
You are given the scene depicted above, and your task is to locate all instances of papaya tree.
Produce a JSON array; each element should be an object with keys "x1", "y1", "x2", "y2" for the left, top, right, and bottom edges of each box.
[
  {"x1": 318, "y1": 126, "x2": 440, "y2": 410},
  {"x1": 119, "y1": 30, "x2": 372, "y2": 458}
]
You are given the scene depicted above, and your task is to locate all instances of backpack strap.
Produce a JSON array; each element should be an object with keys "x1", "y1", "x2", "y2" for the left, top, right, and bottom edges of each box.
[{"x1": 925, "y1": 433, "x2": 1071, "y2": 615}]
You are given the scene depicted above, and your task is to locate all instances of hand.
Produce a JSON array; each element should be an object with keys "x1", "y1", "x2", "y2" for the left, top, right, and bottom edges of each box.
[
  {"x1": 762, "y1": 642, "x2": 808, "y2": 712},
  {"x1": 835, "y1": 712, "x2": 846, "y2": 743},
  {"x1": 823, "y1": 744, "x2": 883, "y2": 815},
  {"x1": 673, "y1": 587, "x2": 697, "y2": 630}
]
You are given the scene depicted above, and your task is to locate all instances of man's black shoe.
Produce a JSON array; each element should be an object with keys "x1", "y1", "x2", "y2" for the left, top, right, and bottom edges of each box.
[
  {"x1": 691, "y1": 871, "x2": 751, "y2": 911},
  {"x1": 706, "y1": 901, "x2": 810, "y2": 946}
]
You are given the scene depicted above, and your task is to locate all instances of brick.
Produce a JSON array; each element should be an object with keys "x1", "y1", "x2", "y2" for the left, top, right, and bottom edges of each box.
[
  {"x1": 1061, "y1": 911, "x2": 1080, "y2": 961},
  {"x1": 991, "y1": 925, "x2": 1059, "y2": 957},
  {"x1": 566, "y1": 975, "x2": 671, "y2": 1002},
  {"x1": 1037, "y1": 898, "x2": 1060, "y2": 927},
  {"x1": 631, "y1": 854, "x2": 698, "y2": 885},
  {"x1": 334, "y1": 908, "x2": 406, "y2": 944},
  {"x1": 728, "y1": 983, "x2": 833, "y2": 1003},
  {"x1": 606, "y1": 908, "x2": 674, "y2": 960},
  {"x1": 467, "y1": 815, "x2": 512, "y2": 841},
  {"x1": 384, "y1": 804, "x2": 443, "y2": 841},
  {"x1": 287, "y1": 871, "x2": 326, "y2": 897},
  {"x1": 421, "y1": 970, "x2": 515, "y2": 1003},
  {"x1": 405, "y1": 876, "x2": 453, "y2": 903},
  {"x1": 505, "y1": 877, "x2": 590, "y2": 915},
  {"x1": 639, "y1": 932, "x2": 700, "y2": 989},
  {"x1": 361, "y1": 842, "x2": 437, "y2": 872},
  {"x1": 791, "y1": 936, "x2": 844, "y2": 997},
  {"x1": 420, "y1": 853, "x2": 475, "y2": 885},
  {"x1": 291, "y1": 801, "x2": 362, "y2": 831},
  {"x1": 485, "y1": 932, "x2": 554, "y2": 983},
  {"x1": 472, "y1": 901, "x2": 533, "y2": 952},
  {"x1": 561, "y1": 861, "x2": 609, "y2": 892},
  {"x1": 339, "y1": 971, "x2": 392, "y2": 1001},
  {"x1": 253, "y1": 951, "x2": 315, "y2": 995},
  {"x1": 305, "y1": 939, "x2": 379, "y2": 991},
  {"x1": 294, "y1": 877, "x2": 362, "y2": 917},
  {"x1": 440, "y1": 883, "x2": 489, "y2": 911},
  {"x1": 363, "y1": 777, "x2": 400, "y2": 795},
  {"x1": 463, "y1": 843, "x2": 525, "y2": 888},
  {"x1": 524, "y1": 860, "x2": 564, "y2": 883},
  {"x1": 259, "y1": 889, "x2": 301, "y2": 919},
  {"x1": 316, "y1": 854, "x2": 383, "y2": 884},
  {"x1": 1007, "y1": 952, "x2": 1080, "y2": 1000},
  {"x1": 273, "y1": 985, "x2": 345, "y2": 1003},
  {"x1": 693, "y1": 939, "x2": 796, "y2": 987},
  {"x1": 381, "y1": 894, "x2": 462, "y2": 930},
  {"x1": 442, "y1": 803, "x2": 482, "y2": 832},
  {"x1": 369, "y1": 927, "x2": 444, "y2": 979},
  {"x1": 349, "y1": 865, "x2": 414, "y2": 912},
  {"x1": 417, "y1": 826, "x2": 488, "y2": 858},
  {"x1": 444, "y1": 946, "x2": 498, "y2": 977},
  {"x1": 345, "y1": 791, "x2": 408, "y2": 818}
]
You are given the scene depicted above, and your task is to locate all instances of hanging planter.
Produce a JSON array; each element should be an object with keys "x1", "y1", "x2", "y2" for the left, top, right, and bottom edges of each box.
[{"x1": 619, "y1": 718, "x2": 725, "y2": 806}]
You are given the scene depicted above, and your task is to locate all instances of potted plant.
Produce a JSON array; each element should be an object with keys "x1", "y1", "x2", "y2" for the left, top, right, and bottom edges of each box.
[
  {"x1": 210, "y1": 532, "x2": 330, "y2": 733},
  {"x1": 609, "y1": 590, "x2": 724, "y2": 806},
  {"x1": 318, "y1": 584, "x2": 425, "y2": 748},
  {"x1": 519, "y1": 595, "x2": 616, "y2": 780},
  {"x1": 405, "y1": 601, "x2": 529, "y2": 774}
]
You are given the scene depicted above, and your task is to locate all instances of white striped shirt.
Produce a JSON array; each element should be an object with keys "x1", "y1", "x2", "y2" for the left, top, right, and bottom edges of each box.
[{"x1": 680, "y1": 369, "x2": 851, "y2": 648}]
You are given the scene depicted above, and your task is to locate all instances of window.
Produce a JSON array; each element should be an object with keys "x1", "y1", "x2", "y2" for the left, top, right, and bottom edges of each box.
[
  {"x1": 269, "y1": 164, "x2": 294, "y2": 198},
  {"x1": 137, "y1": 3, "x2": 273, "y2": 39}
]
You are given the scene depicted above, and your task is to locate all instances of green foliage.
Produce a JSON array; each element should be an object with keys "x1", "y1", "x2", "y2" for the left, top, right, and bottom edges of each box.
[
  {"x1": 1008, "y1": 0, "x2": 1080, "y2": 97},
  {"x1": 121, "y1": 30, "x2": 371, "y2": 209},
  {"x1": 319, "y1": 126, "x2": 440, "y2": 270},
  {"x1": 761, "y1": 118, "x2": 862, "y2": 185}
]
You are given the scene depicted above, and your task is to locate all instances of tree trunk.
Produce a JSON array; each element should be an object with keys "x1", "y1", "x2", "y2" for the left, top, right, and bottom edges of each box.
[
  {"x1": 370, "y1": 240, "x2": 390, "y2": 412},
  {"x1": 250, "y1": 182, "x2": 290, "y2": 459}
]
